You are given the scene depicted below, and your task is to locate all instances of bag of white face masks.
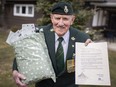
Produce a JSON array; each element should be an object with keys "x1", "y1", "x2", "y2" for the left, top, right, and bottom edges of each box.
[{"x1": 6, "y1": 24, "x2": 56, "y2": 84}]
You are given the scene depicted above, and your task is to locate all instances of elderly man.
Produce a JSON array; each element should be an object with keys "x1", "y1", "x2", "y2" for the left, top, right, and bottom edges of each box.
[{"x1": 12, "y1": 1, "x2": 92, "y2": 87}]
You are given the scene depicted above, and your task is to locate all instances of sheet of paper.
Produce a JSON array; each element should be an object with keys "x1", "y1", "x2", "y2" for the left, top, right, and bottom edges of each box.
[
  {"x1": 6, "y1": 24, "x2": 36, "y2": 44},
  {"x1": 6, "y1": 31, "x2": 15, "y2": 45},
  {"x1": 21, "y1": 24, "x2": 35, "y2": 36},
  {"x1": 75, "y1": 42, "x2": 111, "y2": 86}
]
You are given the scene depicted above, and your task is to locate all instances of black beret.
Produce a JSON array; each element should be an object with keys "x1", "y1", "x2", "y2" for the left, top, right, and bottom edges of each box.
[{"x1": 51, "y1": 2, "x2": 74, "y2": 15}]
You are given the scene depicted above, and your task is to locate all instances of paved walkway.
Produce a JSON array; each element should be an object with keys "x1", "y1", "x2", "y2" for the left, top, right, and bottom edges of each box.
[
  {"x1": 97, "y1": 39, "x2": 116, "y2": 51},
  {"x1": 108, "y1": 42, "x2": 116, "y2": 51}
]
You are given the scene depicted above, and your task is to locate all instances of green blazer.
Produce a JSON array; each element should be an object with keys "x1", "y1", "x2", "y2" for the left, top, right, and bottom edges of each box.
[
  {"x1": 13, "y1": 23, "x2": 90, "y2": 87},
  {"x1": 35, "y1": 24, "x2": 90, "y2": 87}
]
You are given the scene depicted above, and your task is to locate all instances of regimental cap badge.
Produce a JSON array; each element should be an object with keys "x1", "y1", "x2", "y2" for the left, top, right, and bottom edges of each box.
[{"x1": 64, "y1": 6, "x2": 68, "y2": 13}]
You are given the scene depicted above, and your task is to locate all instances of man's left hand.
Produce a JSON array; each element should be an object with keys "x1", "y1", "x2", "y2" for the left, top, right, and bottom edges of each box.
[{"x1": 85, "y1": 39, "x2": 93, "y2": 46}]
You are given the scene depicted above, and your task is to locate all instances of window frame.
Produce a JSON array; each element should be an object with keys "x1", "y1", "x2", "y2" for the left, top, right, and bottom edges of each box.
[{"x1": 13, "y1": 4, "x2": 34, "y2": 17}]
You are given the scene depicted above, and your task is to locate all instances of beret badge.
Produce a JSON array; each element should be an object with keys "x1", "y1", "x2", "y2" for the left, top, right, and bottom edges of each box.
[{"x1": 64, "y1": 6, "x2": 68, "y2": 13}]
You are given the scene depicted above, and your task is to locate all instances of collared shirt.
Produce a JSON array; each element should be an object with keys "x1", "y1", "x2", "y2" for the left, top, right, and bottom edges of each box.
[{"x1": 55, "y1": 30, "x2": 70, "y2": 63}]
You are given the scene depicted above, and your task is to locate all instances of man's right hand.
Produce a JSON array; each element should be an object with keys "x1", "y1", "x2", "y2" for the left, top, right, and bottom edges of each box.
[{"x1": 12, "y1": 70, "x2": 27, "y2": 87}]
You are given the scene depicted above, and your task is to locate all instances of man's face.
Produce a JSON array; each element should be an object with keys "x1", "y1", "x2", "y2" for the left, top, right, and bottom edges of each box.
[{"x1": 51, "y1": 14, "x2": 75, "y2": 36}]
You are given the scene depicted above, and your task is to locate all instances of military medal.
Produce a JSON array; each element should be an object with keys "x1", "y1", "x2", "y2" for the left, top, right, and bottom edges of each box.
[{"x1": 67, "y1": 59, "x2": 75, "y2": 73}]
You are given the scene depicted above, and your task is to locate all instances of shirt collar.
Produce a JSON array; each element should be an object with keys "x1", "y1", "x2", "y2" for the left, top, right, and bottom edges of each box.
[{"x1": 55, "y1": 30, "x2": 70, "y2": 43}]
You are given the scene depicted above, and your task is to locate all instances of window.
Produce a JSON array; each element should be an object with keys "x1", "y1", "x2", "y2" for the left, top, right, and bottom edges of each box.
[
  {"x1": 92, "y1": 10, "x2": 107, "y2": 27},
  {"x1": 14, "y1": 4, "x2": 34, "y2": 17}
]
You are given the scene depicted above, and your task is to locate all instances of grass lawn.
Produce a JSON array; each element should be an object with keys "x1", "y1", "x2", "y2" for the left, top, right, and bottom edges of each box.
[
  {"x1": 0, "y1": 29, "x2": 116, "y2": 87},
  {"x1": 0, "y1": 29, "x2": 16, "y2": 87}
]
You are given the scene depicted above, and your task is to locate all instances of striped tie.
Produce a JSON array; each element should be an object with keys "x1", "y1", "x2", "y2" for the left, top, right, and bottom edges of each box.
[{"x1": 56, "y1": 37, "x2": 64, "y2": 75}]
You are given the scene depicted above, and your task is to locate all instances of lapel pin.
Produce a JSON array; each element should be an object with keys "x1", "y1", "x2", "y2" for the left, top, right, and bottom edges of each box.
[
  {"x1": 50, "y1": 29, "x2": 54, "y2": 32},
  {"x1": 71, "y1": 37, "x2": 75, "y2": 41}
]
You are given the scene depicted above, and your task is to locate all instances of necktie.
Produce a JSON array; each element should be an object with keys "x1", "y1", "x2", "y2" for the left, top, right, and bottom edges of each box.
[{"x1": 56, "y1": 37, "x2": 64, "y2": 75}]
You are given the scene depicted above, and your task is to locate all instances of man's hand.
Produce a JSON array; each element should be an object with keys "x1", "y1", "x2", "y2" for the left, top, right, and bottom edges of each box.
[
  {"x1": 12, "y1": 70, "x2": 27, "y2": 87},
  {"x1": 85, "y1": 39, "x2": 93, "y2": 46}
]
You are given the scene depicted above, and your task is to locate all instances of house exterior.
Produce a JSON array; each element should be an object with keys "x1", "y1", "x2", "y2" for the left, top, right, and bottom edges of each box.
[
  {"x1": 85, "y1": 0, "x2": 116, "y2": 38},
  {"x1": 0, "y1": 0, "x2": 42, "y2": 28},
  {"x1": 0, "y1": 0, "x2": 116, "y2": 38}
]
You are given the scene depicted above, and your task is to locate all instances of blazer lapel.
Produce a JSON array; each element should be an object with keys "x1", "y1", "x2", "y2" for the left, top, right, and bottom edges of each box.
[{"x1": 66, "y1": 29, "x2": 75, "y2": 60}]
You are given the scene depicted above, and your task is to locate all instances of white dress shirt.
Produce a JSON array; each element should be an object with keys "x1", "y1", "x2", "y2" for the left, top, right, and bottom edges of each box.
[{"x1": 55, "y1": 30, "x2": 70, "y2": 63}]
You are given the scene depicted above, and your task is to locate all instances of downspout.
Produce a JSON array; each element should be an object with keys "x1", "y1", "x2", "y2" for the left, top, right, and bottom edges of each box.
[{"x1": 1, "y1": 0, "x2": 6, "y2": 29}]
